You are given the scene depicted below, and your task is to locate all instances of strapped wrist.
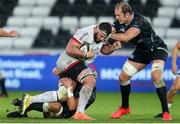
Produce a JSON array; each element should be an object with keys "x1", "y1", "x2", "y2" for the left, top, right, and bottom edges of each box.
[
  {"x1": 67, "y1": 87, "x2": 73, "y2": 97},
  {"x1": 83, "y1": 52, "x2": 87, "y2": 58}
]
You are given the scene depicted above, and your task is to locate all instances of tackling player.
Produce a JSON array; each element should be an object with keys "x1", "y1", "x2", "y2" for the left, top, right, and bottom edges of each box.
[
  {"x1": 110, "y1": 2, "x2": 172, "y2": 121},
  {"x1": 7, "y1": 76, "x2": 96, "y2": 119}
]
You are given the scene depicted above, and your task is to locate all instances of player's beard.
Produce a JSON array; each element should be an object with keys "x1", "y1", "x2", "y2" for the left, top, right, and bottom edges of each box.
[{"x1": 94, "y1": 33, "x2": 101, "y2": 43}]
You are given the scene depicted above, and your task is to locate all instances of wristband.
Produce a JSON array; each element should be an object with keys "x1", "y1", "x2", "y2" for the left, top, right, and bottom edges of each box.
[{"x1": 83, "y1": 52, "x2": 87, "y2": 58}]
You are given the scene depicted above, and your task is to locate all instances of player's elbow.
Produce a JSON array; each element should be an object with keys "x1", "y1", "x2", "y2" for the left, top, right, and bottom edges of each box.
[{"x1": 66, "y1": 46, "x2": 73, "y2": 55}]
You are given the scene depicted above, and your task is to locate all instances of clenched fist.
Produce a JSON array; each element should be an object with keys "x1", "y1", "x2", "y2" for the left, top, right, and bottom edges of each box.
[{"x1": 85, "y1": 49, "x2": 95, "y2": 59}]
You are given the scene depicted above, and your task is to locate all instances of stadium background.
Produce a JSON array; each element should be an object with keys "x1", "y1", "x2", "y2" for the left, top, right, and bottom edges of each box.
[
  {"x1": 0, "y1": 0, "x2": 180, "y2": 123},
  {"x1": 0, "y1": 0, "x2": 179, "y2": 92}
]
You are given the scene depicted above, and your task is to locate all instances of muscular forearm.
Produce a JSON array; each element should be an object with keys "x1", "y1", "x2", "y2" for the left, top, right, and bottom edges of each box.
[
  {"x1": 111, "y1": 33, "x2": 129, "y2": 42},
  {"x1": 66, "y1": 46, "x2": 85, "y2": 58},
  {"x1": 110, "y1": 27, "x2": 140, "y2": 43},
  {"x1": 0, "y1": 29, "x2": 12, "y2": 37},
  {"x1": 67, "y1": 97, "x2": 77, "y2": 111}
]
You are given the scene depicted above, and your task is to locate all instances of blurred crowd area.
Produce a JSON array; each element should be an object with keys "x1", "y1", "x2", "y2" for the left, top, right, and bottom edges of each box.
[{"x1": 0, "y1": 0, "x2": 180, "y2": 54}]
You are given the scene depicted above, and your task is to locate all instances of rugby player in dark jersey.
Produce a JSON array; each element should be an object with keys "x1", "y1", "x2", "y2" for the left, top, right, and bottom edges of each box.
[
  {"x1": 110, "y1": 2, "x2": 172, "y2": 121},
  {"x1": 155, "y1": 41, "x2": 180, "y2": 118},
  {"x1": 7, "y1": 79, "x2": 96, "y2": 119},
  {"x1": 7, "y1": 65, "x2": 97, "y2": 119}
]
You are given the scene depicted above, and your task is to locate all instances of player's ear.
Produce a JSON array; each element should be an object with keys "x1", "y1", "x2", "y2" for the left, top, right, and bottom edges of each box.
[
  {"x1": 94, "y1": 26, "x2": 99, "y2": 33},
  {"x1": 126, "y1": 14, "x2": 129, "y2": 17},
  {"x1": 126, "y1": 13, "x2": 130, "y2": 17}
]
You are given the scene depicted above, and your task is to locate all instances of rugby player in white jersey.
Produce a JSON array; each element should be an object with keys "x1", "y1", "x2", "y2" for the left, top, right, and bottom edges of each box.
[{"x1": 19, "y1": 22, "x2": 121, "y2": 120}]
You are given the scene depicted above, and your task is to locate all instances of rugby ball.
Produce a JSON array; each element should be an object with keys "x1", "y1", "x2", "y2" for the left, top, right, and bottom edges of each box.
[
  {"x1": 80, "y1": 42, "x2": 90, "y2": 53},
  {"x1": 79, "y1": 42, "x2": 90, "y2": 60}
]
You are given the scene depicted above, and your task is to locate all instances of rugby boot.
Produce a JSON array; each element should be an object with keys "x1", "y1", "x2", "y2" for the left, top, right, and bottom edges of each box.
[
  {"x1": 72, "y1": 112, "x2": 96, "y2": 120},
  {"x1": 162, "y1": 112, "x2": 172, "y2": 121},
  {"x1": 111, "y1": 106, "x2": 130, "y2": 119},
  {"x1": 7, "y1": 111, "x2": 28, "y2": 118},
  {"x1": 19, "y1": 94, "x2": 32, "y2": 115}
]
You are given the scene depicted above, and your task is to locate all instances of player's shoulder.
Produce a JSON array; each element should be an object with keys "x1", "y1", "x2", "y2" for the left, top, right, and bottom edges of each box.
[
  {"x1": 131, "y1": 13, "x2": 150, "y2": 29},
  {"x1": 76, "y1": 25, "x2": 95, "y2": 34},
  {"x1": 74, "y1": 25, "x2": 95, "y2": 38}
]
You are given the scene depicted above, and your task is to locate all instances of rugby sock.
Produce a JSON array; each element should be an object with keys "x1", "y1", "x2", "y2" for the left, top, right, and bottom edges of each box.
[
  {"x1": 77, "y1": 86, "x2": 92, "y2": 113},
  {"x1": 120, "y1": 84, "x2": 131, "y2": 108},
  {"x1": 156, "y1": 86, "x2": 169, "y2": 112},
  {"x1": 25, "y1": 103, "x2": 44, "y2": 114},
  {"x1": 168, "y1": 103, "x2": 172, "y2": 109},
  {"x1": 31, "y1": 91, "x2": 58, "y2": 103},
  {"x1": 0, "y1": 78, "x2": 7, "y2": 95}
]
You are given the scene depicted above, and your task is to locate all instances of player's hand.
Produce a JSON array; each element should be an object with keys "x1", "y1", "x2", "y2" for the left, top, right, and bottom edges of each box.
[
  {"x1": 112, "y1": 41, "x2": 122, "y2": 50},
  {"x1": 172, "y1": 63, "x2": 177, "y2": 75},
  {"x1": 59, "y1": 78, "x2": 73, "y2": 88},
  {"x1": 52, "y1": 67, "x2": 61, "y2": 76},
  {"x1": 86, "y1": 49, "x2": 95, "y2": 59},
  {"x1": 9, "y1": 31, "x2": 19, "y2": 37}
]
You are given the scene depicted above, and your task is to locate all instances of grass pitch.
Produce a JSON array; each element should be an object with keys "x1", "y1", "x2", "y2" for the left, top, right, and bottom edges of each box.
[{"x1": 0, "y1": 91, "x2": 180, "y2": 123}]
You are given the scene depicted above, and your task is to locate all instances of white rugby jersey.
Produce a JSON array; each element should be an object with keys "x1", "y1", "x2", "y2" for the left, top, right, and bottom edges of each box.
[{"x1": 56, "y1": 25, "x2": 104, "y2": 72}]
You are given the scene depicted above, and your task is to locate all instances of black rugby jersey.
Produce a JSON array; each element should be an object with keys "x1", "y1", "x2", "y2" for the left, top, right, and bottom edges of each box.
[{"x1": 113, "y1": 13, "x2": 165, "y2": 51}]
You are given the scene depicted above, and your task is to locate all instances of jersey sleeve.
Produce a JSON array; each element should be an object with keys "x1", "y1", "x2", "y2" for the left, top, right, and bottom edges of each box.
[
  {"x1": 73, "y1": 29, "x2": 88, "y2": 44},
  {"x1": 130, "y1": 16, "x2": 143, "y2": 30}
]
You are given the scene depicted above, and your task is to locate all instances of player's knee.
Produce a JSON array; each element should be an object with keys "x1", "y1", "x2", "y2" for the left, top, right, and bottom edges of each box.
[
  {"x1": 78, "y1": 69, "x2": 96, "y2": 88},
  {"x1": 83, "y1": 76, "x2": 96, "y2": 89},
  {"x1": 151, "y1": 71, "x2": 162, "y2": 82},
  {"x1": 119, "y1": 73, "x2": 126, "y2": 82},
  {"x1": 151, "y1": 63, "x2": 164, "y2": 82},
  {"x1": 119, "y1": 72, "x2": 131, "y2": 85}
]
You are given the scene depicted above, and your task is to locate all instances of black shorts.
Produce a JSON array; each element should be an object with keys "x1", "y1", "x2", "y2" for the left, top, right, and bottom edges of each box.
[
  {"x1": 60, "y1": 61, "x2": 87, "y2": 81},
  {"x1": 60, "y1": 87, "x2": 96, "y2": 118},
  {"x1": 128, "y1": 43, "x2": 168, "y2": 64}
]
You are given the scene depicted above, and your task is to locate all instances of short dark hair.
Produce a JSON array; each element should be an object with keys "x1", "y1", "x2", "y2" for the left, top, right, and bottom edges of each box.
[
  {"x1": 98, "y1": 22, "x2": 112, "y2": 37},
  {"x1": 115, "y1": 2, "x2": 133, "y2": 15}
]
